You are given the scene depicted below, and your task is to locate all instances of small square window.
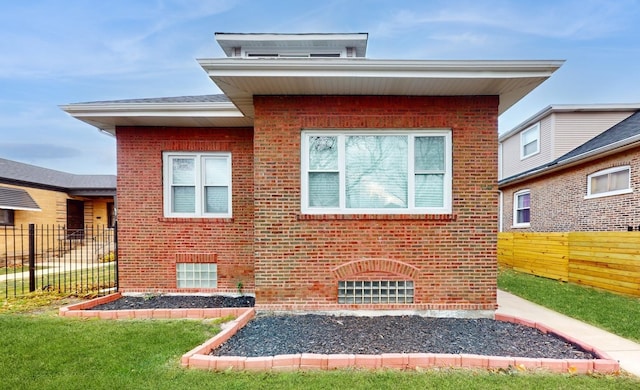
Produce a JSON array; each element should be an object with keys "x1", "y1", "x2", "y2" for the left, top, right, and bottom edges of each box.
[
  {"x1": 520, "y1": 123, "x2": 540, "y2": 159},
  {"x1": 163, "y1": 152, "x2": 232, "y2": 218},
  {"x1": 0, "y1": 209, "x2": 14, "y2": 226},
  {"x1": 176, "y1": 263, "x2": 217, "y2": 288}
]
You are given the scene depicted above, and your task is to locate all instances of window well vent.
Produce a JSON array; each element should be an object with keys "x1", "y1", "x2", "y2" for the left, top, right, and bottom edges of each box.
[{"x1": 338, "y1": 280, "x2": 414, "y2": 304}]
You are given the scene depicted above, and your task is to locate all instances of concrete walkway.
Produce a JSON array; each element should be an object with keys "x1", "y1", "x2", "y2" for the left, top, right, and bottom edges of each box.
[{"x1": 497, "y1": 289, "x2": 640, "y2": 377}]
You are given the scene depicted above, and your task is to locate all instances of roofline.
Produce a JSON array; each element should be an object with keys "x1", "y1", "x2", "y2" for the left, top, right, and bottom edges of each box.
[
  {"x1": 60, "y1": 101, "x2": 245, "y2": 135},
  {"x1": 214, "y1": 32, "x2": 369, "y2": 40},
  {"x1": 499, "y1": 103, "x2": 640, "y2": 141},
  {"x1": 498, "y1": 134, "x2": 640, "y2": 187},
  {"x1": 197, "y1": 58, "x2": 564, "y2": 75}
]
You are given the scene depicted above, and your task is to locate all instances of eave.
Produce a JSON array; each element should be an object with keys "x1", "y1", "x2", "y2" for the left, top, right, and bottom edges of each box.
[
  {"x1": 198, "y1": 58, "x2": 564, "y2": 117},
  {"x1": 60, "y1": 101, "x2": 252, "y2": 135}
]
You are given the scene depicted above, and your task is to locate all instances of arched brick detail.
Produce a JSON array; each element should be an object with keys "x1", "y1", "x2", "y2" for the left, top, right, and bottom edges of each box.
[{"x1": 331, "y1": 259, "x2": 420, "y2": 280}]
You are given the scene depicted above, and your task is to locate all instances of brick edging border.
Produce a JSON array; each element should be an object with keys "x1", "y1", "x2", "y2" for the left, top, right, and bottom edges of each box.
[{"x1": 58, "y1": 294, "x2": 620, "y2": 374}]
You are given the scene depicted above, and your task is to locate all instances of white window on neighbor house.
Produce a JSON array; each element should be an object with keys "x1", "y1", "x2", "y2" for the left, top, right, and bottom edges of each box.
[
  {"x1": 163, "y1": 152, "x2": 232, "y2": 218},
  {"x1": 520, "y1": 123, "x2": 540, "y2": 159},
  {"x1": 586, "y1": 166, "x2": 632, "y2": 199},
  {"x1": 301, "y1": 130, "x2": 452, "y2": 214},
  {"x1": 513, "y1": 190, "x2": 531, "y2": 227}
]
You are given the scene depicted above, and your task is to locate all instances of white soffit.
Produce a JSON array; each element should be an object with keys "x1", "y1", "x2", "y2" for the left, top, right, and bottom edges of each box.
[
  {"x1": 60, "y1": 101, "x2": 252, "y2": 135},
  {"x1": 215, "y1": 32, "x2": 369, "y2": 57},
  {"x1": 198, "y1": 58, "x2": 564, "y2": 117}
]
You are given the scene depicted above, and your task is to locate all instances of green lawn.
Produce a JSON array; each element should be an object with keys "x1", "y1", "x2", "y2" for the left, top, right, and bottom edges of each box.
[
  {"x1": 498, "y1": 268, "x2": 640, "y2": 343},
  {"x1": 1, "y1": 305, "x2": 639, "y2": 389}
]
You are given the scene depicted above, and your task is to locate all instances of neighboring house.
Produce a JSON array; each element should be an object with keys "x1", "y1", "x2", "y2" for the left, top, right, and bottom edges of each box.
[
  {"x1": 499, "y1": 109, "x2": 640, "y2": 232},
  {"x1": 0, "y1": 157, "x2": 116, "y2": 231},
  {"x1": 62, "y1": 32, "x2": 561, "y2": 315},
  {"x1": 498, "y1": 104, "x2": 640, "y2": 181}
]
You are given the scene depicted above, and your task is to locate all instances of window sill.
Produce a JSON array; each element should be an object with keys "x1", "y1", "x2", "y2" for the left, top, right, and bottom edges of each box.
[
  {"x1": 298, "y1": 214, "x2": 456, "y2": 221},
  {"x1": 510, "y1": 223, "x2": 530, "y2": 229},
  {"x1": 158, "y1": 217, "x2": 234, "y2": 223},
  {"x1": 584, "y1": 189, "x2": 633, "y2": 200}
]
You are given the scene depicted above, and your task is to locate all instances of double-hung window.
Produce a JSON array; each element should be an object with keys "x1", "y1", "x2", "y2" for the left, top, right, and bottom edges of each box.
[
  {"x1": 513, "y1": 190, "x2": 531, "y2": 227},
  {"x1": 301, "y1": 130, "x2": 452, "y2": 214},
  {"x1": 163, "y1": 152, "x2": 232, "y2": 218},
  {"x1": 586, "y1": 166, "x2": 631, "y2": 198},
  {"x1": 520, "y1": 123, "x2": 540, "y2": 159}
]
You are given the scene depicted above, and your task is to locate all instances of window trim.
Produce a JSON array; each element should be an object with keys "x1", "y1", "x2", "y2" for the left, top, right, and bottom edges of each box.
[
  {"x1": 300, "y1": 130, "x2": 453, "y2": 215},
  {"x1": 520, "y1": 123, "x2": 540, "y2": 160},
  {"x1": 512, "y1": 190, "x2": 531, "y2": 228},
  {"x1": 585, "y1": 165, "x2": 632, "y2": 199},
  {"x1": 162, "y1": 152, "x2": 232, "y2": 218}
]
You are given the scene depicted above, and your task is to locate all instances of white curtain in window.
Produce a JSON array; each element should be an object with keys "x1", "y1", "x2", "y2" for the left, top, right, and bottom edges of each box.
[
  {"x1": 204, "y1": 157, "x2": 229, "y2": 213},
  {"x1": 308, "y1": 136, "x2": 339, "y2": 207},
  {"x1": 345, "y1": 136, "x2": 407, "y2": 208},
  {"x1": 415, "y1": 136, "x2": 445, "y2": 207},
  {"x1": 172, "y1": 187, "x2": 195, "y2": 213},
  {"x1": 171, "y1": 158, "x2": 195, "y2": 212}
]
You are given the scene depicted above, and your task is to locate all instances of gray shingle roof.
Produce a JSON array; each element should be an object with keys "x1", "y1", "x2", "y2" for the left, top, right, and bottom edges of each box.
[
  {"x1": 499, "y1": 111, "x2": 640, "y2": 185},
  {"x1": 0, "y1": 158, "x2": 116, "y2": 191},
  {"x1": 0, "y1": 186, "x2": 40, "y2": 210},
  {"x1": 77, "y1": 94, "x2": 230, "y2": 104}
]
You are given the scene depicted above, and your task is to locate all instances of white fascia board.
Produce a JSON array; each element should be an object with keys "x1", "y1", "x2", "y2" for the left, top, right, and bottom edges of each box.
[
  {"x1": 61, "y1": 101, "x2": 243, "y2": 117},
  {"x1": 198, "y1": 58, "x2": 563, "y2": 78}
]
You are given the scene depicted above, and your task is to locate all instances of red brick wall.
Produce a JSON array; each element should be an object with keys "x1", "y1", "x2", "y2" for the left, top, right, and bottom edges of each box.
[
  {"x1": 115, "y1": 127, "x2": 254, "y2": 293},
  {"x1": 252, "y1": 96, "x2": 499, "y2": 311},
  {"x1": 501, "y1": 148, "x2": 640, "y2": 232}
]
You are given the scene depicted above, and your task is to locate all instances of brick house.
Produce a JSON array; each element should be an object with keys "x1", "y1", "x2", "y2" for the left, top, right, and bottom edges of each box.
[
  {"x1": 63, "y1": 33, "x2": 561, "y2": 315},
  {"x1": 0, "y1": 157, "x2": 116, "y2": 255},
  {"x1": 499, "y1": 108, "x2": 640, "y2": 232}
]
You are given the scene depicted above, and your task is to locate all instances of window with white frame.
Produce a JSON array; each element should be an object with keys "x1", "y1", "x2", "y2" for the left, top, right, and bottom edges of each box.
[
  {"x1": 301, "y1": 130, "x2": 452, "y2": 214},
  {"x1": 520, "y1": 123, "x2": 540, "y2": 159},
  {"x1": 586, "y1": 166, "x2": 632, "y2": 198},
  {"x1": 513, "y1": 190, "x2": 530, "y2": 227},
  {"x1": 163, "y1": 152, "x2": 232, "y2": 218}
]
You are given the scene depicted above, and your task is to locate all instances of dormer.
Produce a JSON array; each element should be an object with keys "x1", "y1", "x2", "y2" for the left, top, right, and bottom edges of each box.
[{"x1": 215, "y1": 32, "x2": 368, "y2": 58}]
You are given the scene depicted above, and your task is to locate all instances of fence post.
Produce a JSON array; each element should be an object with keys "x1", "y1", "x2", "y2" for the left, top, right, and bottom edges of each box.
[{"x1": 29, "y1": 223, "x2": 36, "y2": 292}]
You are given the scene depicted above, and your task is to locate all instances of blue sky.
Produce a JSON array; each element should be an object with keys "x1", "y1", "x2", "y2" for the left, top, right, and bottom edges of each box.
[{"x1": 1, "y1": 0, "x2": 639, "y2": 175}]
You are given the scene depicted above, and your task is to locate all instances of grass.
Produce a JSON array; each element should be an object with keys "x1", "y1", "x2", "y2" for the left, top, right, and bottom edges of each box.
[
  {"x1": 1, "y1": 261, "x2": 116, "y2": 298},
  {"x1": 1, "y1": 312, "x2": 639, "y2": 390},
  {"x1": 0, "y1": 292, "x2": 639, "y2": 389},
  {"x1": 498, "y1": 268, "x2": 640, "y2": 343}
]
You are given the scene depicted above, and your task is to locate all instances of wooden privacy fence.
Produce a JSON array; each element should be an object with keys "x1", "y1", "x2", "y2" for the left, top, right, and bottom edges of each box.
[{"x1": 498, "y1": 232, "x2": 640, "y2": 297}]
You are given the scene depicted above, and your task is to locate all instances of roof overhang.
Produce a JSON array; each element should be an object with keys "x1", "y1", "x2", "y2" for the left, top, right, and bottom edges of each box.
[
  {"x1": 198, "y1": 58, "x2": 564, "y2": 117},
  {"x1": 60, "y1": 100, "x2": 253, "y2": 135},
  {"x1": 215, "y1": 32, "x2": 369, "y2": 57},
  {"x1": 0, "y1": 187, "x2": 41, "y2": 211}
]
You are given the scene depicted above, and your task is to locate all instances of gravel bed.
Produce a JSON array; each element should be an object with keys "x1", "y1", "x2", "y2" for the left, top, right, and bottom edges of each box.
[
  {"x1": 89, "y1": 295, "x2": 255, "y2": 310},
  {"x1": 88, "y1": 295, "x2": 594, "y2": 360},
  {"x1": 211, "y1": 314, "x2": 595, "y2": 359}
]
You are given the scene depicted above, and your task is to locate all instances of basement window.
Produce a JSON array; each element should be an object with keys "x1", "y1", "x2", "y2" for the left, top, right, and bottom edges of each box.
[
  {"x1": 176, "y1": 263, "x2": 217, "y2": 288},
  {"x1": 338, "y1": 280, "x2": 414, "y2": 304}
]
